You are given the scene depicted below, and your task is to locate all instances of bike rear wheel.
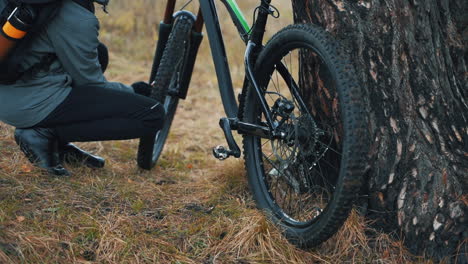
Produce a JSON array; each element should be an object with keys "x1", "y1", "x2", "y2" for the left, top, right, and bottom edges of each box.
[
  {"x1": 137, "y1": 14, "x2": 194, "y2": 170},
  {"x1": 242, "y1": 24, "x2": 367, "y2": 247}
]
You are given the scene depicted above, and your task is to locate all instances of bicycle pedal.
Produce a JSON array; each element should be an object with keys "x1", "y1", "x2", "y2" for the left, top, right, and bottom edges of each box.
[{"x1": 212, "y1": 146, "x2": 231, "y2": 161}]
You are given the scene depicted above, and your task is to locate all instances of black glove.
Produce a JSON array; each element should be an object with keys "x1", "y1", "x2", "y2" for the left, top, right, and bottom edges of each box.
[{"x1": 131, "y1": 82, "x2": 152, "y2": 97}]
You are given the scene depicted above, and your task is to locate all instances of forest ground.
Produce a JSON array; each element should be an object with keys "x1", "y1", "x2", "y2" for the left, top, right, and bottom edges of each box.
[{"x1": 0, "y1": 1, "x2": 433, "y2": 263}]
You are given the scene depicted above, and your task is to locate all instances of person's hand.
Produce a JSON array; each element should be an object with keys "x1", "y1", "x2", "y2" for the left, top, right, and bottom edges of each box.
[{"x1": 131, "y1": 82, "x2": 152, "y2": 97}]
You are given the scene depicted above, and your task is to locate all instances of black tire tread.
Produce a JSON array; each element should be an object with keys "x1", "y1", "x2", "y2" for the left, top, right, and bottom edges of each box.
[
  {"x1": 242, "y1": 24, "x2": 368, "y2": 247},
  {"x1": 137, "y1": 15, "x2": 194, "y2": 170}
]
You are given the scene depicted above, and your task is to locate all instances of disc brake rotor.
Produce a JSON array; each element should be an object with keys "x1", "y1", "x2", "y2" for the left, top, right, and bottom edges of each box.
[{"x1": 268, "y1": 111, "x2": 332, "y2": 194}]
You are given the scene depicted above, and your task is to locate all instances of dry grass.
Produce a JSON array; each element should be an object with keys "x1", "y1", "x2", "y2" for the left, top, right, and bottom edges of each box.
[{"x1": 0, "y1": 0, "x2": 432, "y2": 263}]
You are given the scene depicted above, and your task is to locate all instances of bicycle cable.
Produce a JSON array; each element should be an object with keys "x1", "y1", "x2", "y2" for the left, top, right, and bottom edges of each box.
[
  {"x1": 258, "y1": 0, "x2": 280, "y2": 19},
  {"x1": 179, "y1": 0, "x2": 194, "y2": 11},
  {"x1": 265, "y1": 91, "x2": 288, "y2": 100},
  {"x1": 246, "y1": 0, "x2": 280, "y2": 36}
]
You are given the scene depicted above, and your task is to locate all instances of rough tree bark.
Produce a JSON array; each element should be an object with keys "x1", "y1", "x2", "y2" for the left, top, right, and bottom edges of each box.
[{"x1": 292, "y1": 0, "x2": 467, "y2": 261}]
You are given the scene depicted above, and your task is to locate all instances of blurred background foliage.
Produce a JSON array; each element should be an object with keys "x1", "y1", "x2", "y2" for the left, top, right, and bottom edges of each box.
[{"x1": 98, "y1": 0, "x2": 293, "y2": 66}]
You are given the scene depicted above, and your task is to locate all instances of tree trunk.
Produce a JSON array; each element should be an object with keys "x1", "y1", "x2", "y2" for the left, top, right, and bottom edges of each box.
[{"x1": 292, "y1": 0, "x2": 467, "y2": 261}]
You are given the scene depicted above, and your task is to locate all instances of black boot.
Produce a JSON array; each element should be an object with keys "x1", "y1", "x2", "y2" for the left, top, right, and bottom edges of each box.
[
  {"x1": 59, "y1": 143, "x2": 105, "y2": 169},
  {"x1": 14, "y1": 128, "x2": 70, "y2": 176}
]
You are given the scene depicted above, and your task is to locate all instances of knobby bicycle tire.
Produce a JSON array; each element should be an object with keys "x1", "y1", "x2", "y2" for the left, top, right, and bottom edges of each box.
[
  {"x1": 242, "y1": 24, "x2": 367, "y2": 247},
  {"x1": 137, "y1": 14, "x2": 194, "y2": 170}
]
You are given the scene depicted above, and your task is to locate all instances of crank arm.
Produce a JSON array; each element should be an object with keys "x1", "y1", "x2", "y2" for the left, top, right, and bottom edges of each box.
[
  {"x1": 230, "y1": 118, "x2": 272, "y2": 139},
  {"x1": 214, "y1": 118, "x2": 241, "y2": 159}
]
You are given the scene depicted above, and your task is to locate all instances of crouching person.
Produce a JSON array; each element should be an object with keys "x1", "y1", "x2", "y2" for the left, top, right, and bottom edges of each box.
[{"x1": 0, "y1": 0, "x2": 165, "y2": 176}]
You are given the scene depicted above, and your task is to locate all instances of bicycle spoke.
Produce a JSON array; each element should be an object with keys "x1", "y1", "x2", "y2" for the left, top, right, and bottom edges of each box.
[
  {"x1": 262, "y1": 139, "x2": 272, "y2": 147},
  {"x1": 314, "y1": 139, "x2": 342, "y2": 157},
  {"x1": 248, "y1": 37, "x2": 351, "y2": 225},
  {"x1": 241, "y1": 23, "x2": 368, "y2": 248}
]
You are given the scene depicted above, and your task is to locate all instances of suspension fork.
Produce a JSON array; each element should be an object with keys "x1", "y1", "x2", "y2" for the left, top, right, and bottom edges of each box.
[
  {"x1": 163, "y1": 0, "x2": 177, "y2": 24},
  {"x1": 176, "y1": 9, "x2": 204, "y2": 99},
  {"x1": 152, "y1": 1, "x2": 204, "y2": 100},
  {"x1": 148, "y1": 0, "x2": 177, "y2": 84}
]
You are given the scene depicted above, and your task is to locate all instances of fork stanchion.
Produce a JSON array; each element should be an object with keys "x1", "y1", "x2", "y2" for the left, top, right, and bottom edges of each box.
[
  {"x1": 177, "y1": 29, "x2": 203, "y2": 99},
  {"x1": 149, "y1": 22, "x2": 173, "y2": 85},
  {"x1": 194, "y1": 8, "x2": 204, "y2": 33},
  {"x1": 163, "y1": 0, "x2": 177, "y2": 24}
]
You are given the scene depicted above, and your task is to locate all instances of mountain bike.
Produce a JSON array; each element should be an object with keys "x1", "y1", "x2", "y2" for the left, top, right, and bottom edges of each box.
[{"x1": 137, "y1": 0, "x2": 367, "y2": 247}]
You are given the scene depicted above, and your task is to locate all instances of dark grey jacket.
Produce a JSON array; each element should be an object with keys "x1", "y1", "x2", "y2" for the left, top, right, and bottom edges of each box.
[{"x1": 0, "y1": 0, "x2": 132, "y2": 128}]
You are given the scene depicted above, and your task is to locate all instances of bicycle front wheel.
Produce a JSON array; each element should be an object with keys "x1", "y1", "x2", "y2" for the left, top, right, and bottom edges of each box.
[
  {"x1": 242, "y1": 24, "x2": 367, "y2": 247},
  {"x1": 137, "y1": 14, "x2": 194, "y2": 170}
]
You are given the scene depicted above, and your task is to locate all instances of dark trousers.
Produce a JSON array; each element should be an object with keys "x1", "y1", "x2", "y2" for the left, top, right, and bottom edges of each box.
[
  {"x1": 37, "y1": 85, "x2": 165, "y2": 143},
  {"x1": 35, "y1": 43, "x2": 164, "y2": 143}
]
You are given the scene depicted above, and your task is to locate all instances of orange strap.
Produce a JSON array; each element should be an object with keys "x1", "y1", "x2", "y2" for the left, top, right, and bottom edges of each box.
[{"x1": 2, "y1": 21, "x2": 26, "y2": 39}]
